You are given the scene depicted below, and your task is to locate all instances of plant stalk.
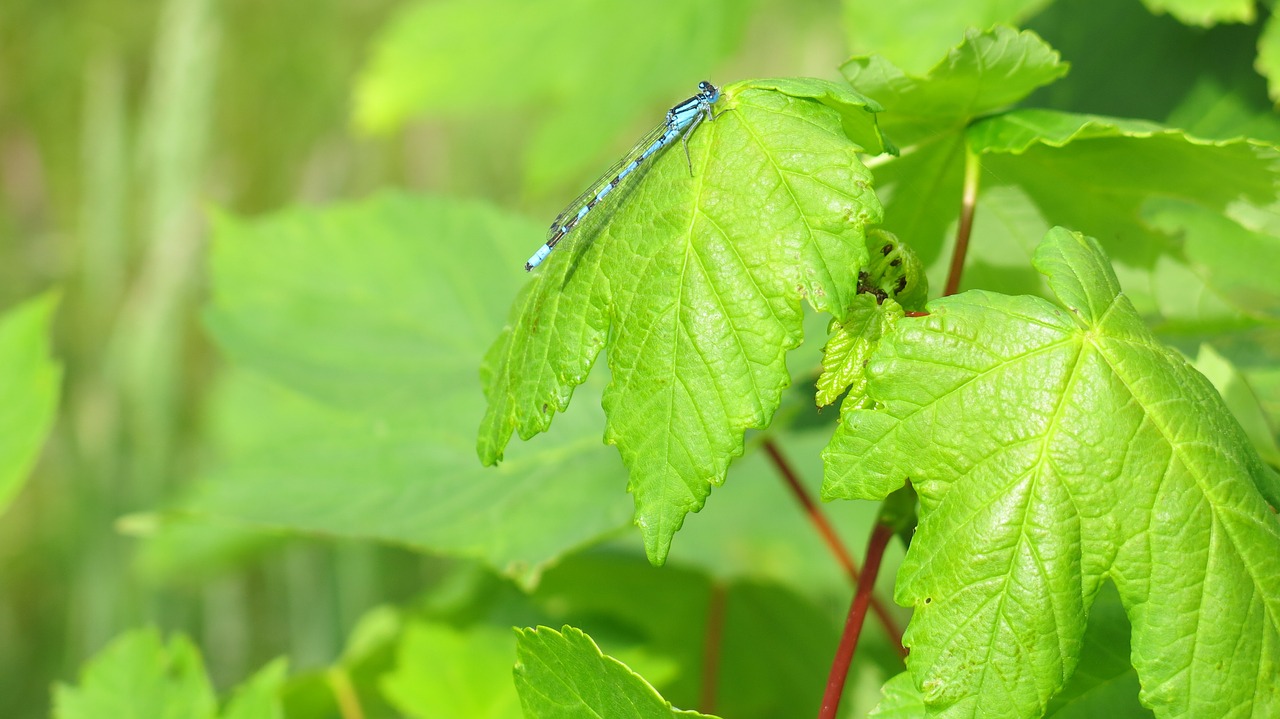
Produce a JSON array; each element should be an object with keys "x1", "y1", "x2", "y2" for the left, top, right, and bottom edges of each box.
[
  {"x1": 943, "y1": 147, "x2": 982, "y2": 297},
  {"x1": 817, "y1": 522, "x2": 894, "y2": 719},
  {"x1": 762, "y1": 438, "x2": 906, "y2": 658},
  {"x1": 327, "y1": 666, "x2": 366, "y2": 719}
]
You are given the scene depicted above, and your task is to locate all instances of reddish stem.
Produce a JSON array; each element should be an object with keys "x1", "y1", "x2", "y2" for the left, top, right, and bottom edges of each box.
[
  {"x1": 818, "y1": 522, "x2": 894, "y2": 719},
  {"x1": 700, "y1": 582, "x2": 727, "y2": 714},
  {"x1": 762, "y1": 439, "x2": 906, "y2": 658},
  {"x1": 943, "y1": 149, "x2": 981, "y2": 297}
]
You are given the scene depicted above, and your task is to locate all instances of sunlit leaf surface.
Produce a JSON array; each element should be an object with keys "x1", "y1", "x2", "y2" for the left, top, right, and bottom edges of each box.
[
  {"x1": 479, "y1": 80, "x2": 887, "y2": 563},
  {"x1": 824, "y1": 228, "x2": 1280, "y2": 718}
]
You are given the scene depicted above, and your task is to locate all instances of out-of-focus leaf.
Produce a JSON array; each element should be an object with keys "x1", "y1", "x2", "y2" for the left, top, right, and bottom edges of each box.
[
  {"x1": 658, "y1": 430, "x2": 876, "y2": 582},
  {"x1": 0, "y1": 291, "x2": 61, "y2": 515},
  {"x1": 841, "y1": 27, "x2": 1066, "y2": 278},
  {"x1": 824, "y1": 228, "x2": 1280, "y2": 718},
  {"x1": 198, "y1": 193, "x2": 632, "y2": 585},
  {"x1": 514, "y1": 625, "x2": 717, "y2": 718},
  {"x1": 1260, "y1": 11, "x2": 1280, "y2": 103},
  {"x1": 354, "y1": 0, "x2": 749, "y2": 190},
  {"x1": 478, "y1": 80, "x2": 885, "y2": 564},
  {"x1": 53, "y1": 628, "x2": 284, "y2": 719},
  {"x1": 1194, "y1": 344, "x2": 1280, "y2": 492},
  {"x1": 133, "y1": 510, "x2": 283, "y2": 584},
  {"x1": 841, "y1": 2, "x2": 1055, "y2": 77},
  {"x1": 1028, "y1": 0, "x2": 1264, "y2": 123},
  {"x1": 54, "y1": 630, "x2": 216, "y2": 719},
  {"x1": 221, "y1": 659, "x2": 288, "y2": 719},
  {"x1": 955, "y1": 183, "x2": 1053, "y2": 296},
  {"x1": 1141, "y1": 0, "x2": 1254, "y2": 25},
  {"x1": 716, "y1": 580, "x2": 898, "y2": 719},
  {"x1": 279, "y1": 604, "x2": 407, "y2": 719},
  {"x1": 1143, "y1": 198, "x2": 1280, "y2": 322},
  {"x1": 842, "y1": 26, "x2": 1067, "y2": 147},
  {"x1": 529, "y1": 550, "x2": 892, "y2": 717},
  {"x1": 967, "y1": 109, "x2": 1280, "y2": 324},
  {"x1": 846, "y1": 24, "x2": 1280, "y2": 327},
  {"x1": 381, "y1": 622, "x2": 520, "y2": 719},
  {"x1": 1165, "y1": 74, "x2": 1280, "y2": 145}
]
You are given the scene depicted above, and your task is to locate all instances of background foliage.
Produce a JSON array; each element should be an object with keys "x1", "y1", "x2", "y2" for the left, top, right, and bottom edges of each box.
[{"x1": 1, "y1": 0, "x2": 1278, "y2": 717}]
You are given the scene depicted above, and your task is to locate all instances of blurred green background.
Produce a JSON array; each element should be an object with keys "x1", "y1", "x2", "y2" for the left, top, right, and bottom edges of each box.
[{"x1": 2, "y1": 0, "x2": 1278, "y2": 717}]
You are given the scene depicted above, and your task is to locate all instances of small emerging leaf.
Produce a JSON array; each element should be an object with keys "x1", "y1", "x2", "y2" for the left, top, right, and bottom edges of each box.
[
  {"x1": 816, "y1": 294, "x2": 895, "y2": 409},
  {"x1": 817, "y1": 230, "x2": 926, "y2": 409}
]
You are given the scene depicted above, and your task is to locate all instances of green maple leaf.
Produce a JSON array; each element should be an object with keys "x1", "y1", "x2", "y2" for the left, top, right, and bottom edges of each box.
[
  {"x1": 823, "y1": 228, "x2": 1280, "y2": 718},
  {"x1": 816, "y1": 293, "x2": 898, "y2": 410},
  {"x1": 478, "y1": 79, "x2": 888, "y2": 563},
  {"x1": 514, "y1": 626, "x2": 717, "y2": 719}
]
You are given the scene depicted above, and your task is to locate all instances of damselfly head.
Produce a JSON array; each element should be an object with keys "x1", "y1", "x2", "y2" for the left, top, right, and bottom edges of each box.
[{"x1": 698, "y1": 80, "x2": 719, "y2": 102}]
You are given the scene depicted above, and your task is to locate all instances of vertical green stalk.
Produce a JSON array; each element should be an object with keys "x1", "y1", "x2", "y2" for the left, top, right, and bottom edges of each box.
[
  {"x1": 942, "y1": 145, "x2": 981, "y2": 297},
  {"x1": 71, "y1": 0, "x2": 221, "y2": 663},
  {"x1": 79, "y1": 52, "x2": 128, "y2": 324},
  {"x1": 109, "y1": 0, "x2": 219, "y2": 500}
]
